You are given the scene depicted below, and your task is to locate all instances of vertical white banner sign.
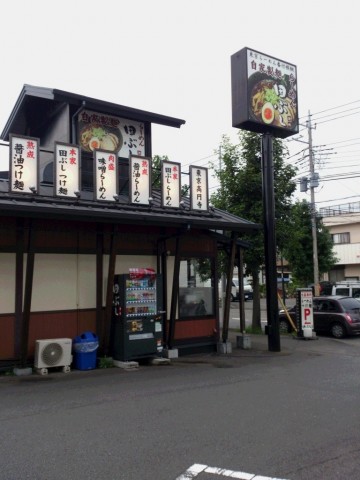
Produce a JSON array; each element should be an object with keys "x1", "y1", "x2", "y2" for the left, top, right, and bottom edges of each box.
[
  {"x1": 130, "y1": 155, "x2": 151, "y2": 205},
  {"x1": 9, "y1": 134, "x2": 39, "y2": 194},
  {"x1": 55, "y1": 142, "x2": 80, "y2": 198},
  {"x1": 190, "y1": 165, "x2": 209, "y2": 211},
  {"x1": 94, "y1": 150, "x2": 118, "y2": 201},
  {"x1": 161, "y1": 161, "x2": 181, "y2": 208}
]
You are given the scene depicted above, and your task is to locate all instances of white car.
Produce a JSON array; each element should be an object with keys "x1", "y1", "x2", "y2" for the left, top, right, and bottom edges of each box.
[{"x1": 232, "y1": 278, "x2": 253, "y2": 301}]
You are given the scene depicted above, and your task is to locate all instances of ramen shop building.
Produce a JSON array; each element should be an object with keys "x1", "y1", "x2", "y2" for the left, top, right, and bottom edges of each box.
[{"x1": 0, "y1": 85, "x2": 259, "y2": 367}]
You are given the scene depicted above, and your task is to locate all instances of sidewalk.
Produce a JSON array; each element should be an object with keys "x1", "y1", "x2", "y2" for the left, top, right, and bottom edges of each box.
[
  {"x1": 171, "y1": 330, "x2": 308, "y2": 368},
  {"x1": 1, "y1": 332, "x2": 316, "y2": 382}
]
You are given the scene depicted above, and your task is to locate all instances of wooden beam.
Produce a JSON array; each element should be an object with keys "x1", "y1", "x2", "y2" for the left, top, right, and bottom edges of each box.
[
  {"x1": 96, "y1": 225, "x2": 104, "y2": 351},
  {"x1": 20, "y1": 221, "x2": 35, "y2": 367},
  {"x1": 103, "y1": 226, "x2": 117, "y2": 356},
  {"x1": 237, "y1": 246, "x2": 246, "y2": 333},
  {"x1": 14, "y1": 218, "x2": 24, "y2": 359},
  {"x1": 168, "y1": 236, "x2": 181, "y2": 349},
  {"x1": 222, "y1": 232, "x2": 237, "y2": 343}
]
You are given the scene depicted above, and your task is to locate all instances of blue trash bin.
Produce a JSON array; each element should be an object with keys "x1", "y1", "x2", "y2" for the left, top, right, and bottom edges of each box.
[{"x1": 73, "y1": 332, "x2": 99, "y2": 370}]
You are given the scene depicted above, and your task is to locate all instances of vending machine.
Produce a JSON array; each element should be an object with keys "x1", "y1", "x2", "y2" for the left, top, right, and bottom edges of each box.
[{"x1": 111, "y1": 272, "x2": 164, "y2": 362}]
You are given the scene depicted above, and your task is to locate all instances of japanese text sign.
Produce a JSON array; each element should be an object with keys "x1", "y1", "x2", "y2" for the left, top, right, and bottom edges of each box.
[
  {"x1": 231, "y1": 47, "x2": 298, "y2": 139},
  {"x1": 300, "y1": 289, "x2": 314, "y2": 332},
  {"x1": 54, "y1": 142, "x2": 80, "y2": 198},
  {"x1": 9, "y1": 134, "x2": 39, "y2": 194},
  {"x1": 78, "y1": 109, "x2": 145, "y2": 158},
  {"x1": 161, "y1": 160, "x2": 181, "y2": 208},
  {"x1": 130, "y1": 155, "x2": 151, "y2": 205},
  {"x1": 190, "y1": 166, "x2": 209, "y2": 212},
  {"x1": 295, "y1": 288, "x2": 314, "y2": 338},
  {"x1": 94, "y1": 150, "x2": 118, "y2": 201}
]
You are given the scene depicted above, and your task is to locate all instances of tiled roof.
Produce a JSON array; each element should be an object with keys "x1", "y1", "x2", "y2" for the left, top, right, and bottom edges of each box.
[{"x1": 0, "y1": 180, "x2": 260, "y2": 233}]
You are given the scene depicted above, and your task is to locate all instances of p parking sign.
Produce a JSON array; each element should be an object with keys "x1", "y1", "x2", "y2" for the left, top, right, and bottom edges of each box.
[{"x1": 296, "y1": 288, "x2": 314, "y2": 338}]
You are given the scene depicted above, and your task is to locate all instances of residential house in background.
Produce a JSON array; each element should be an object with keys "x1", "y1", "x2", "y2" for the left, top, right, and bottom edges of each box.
[{"x1": 320, "y1": 202, "x2": 360, "y2": 282}]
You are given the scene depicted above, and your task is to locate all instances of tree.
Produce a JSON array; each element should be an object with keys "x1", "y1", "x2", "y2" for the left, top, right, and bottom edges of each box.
[
  {"x1": 282, "y1": 200, "x2": 337, "y2": 286},
  {"x1": 211, "y1": 131, "x2": 297, "y2": 330}
]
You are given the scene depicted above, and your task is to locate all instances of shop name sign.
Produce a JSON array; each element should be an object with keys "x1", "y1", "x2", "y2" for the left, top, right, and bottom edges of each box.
[
  {"x1": 231, "y1": 47, "x2": 298, "y2": 139},
  {"x1": 78, "y1": 109, "x2": 145, "y2": 158},
  {"x1": 8, "y1": 135, "x2": 210, "y2": 212}
]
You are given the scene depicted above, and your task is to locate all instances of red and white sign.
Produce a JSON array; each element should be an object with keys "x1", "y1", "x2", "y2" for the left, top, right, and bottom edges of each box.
[
  {"x1": 130, "y1": 155, "x2": 151, "y2": 205},
  {"x1": 55, "y1": 142, "x2": 80, "y2": 198},
  {"x1": 94, "y1": 150, "x2": 118, "y2": 201},
  {"x1": 9, "y1": 134, "x2": 39, "y2": 194},
  {"x1": 161, "y1": 160, "x2": 181, "y2": 208},
  {"x1": 300, "y1": 289, "x2": 313, "y2": 337}
]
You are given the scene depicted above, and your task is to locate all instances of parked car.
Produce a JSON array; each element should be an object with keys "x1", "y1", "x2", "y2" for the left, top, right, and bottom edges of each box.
[
  {"x1": 308, "y1": 281, "x2": 333, "y2": 296},
  {"x1": 331, "y1": 282, "x2": 360, "y2": 299},
  {"x1": 232, "y1": 278, "x2": 253, "y2": 301},
  {"x1": 308, "y1": 281, "x2": 360, "y2": 298},
  {"x1": 279, "y1": 296, "x2": 360, "y2": 339}
]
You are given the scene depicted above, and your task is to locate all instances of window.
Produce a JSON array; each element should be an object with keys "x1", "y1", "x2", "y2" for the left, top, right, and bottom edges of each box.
[
  {"x1": 331, "y1": 232, "x2": 350, "y2": 244},
  {"x1": 179, "y1": 258, "x2": 214, "y2": 318},
  {"x1": 353, "y1": 288, "x2": 360, "y2": 299},
  {"x1": 335, "y1": 287, "x2": 350, "y2": 296}
]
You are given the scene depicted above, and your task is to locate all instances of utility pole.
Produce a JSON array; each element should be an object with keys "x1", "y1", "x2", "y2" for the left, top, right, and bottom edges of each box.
[{"x1": 306, "y1": 111, "x2": 320, "y2": 295}]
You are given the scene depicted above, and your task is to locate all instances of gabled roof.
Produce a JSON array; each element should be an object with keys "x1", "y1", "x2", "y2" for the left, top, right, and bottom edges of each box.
[
  {"x1": 0, "y1": 85, "x2": 260, "y2": 235},
  {"x1": 1, "y1": 85, "x2": 186, "y2": 141}
]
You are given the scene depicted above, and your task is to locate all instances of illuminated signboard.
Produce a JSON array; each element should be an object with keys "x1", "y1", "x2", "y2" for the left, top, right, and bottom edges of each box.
[
  {"x1": 231, "y1": 47, "x2": 298, "y2": 139},
  {"x1": 78, "y1": 109, "x2": 145, "y2": 158},
  {"x1": 161, "y1": 160, "x2": 181, "y2": 208},
  {"x1": 54, "y1": 142, "x2": 80, "y2": 198},
  {"x1": 190, "y1": 166, "x2": 209, "y2": 212},
  {"x1": 130, "y1": 155, "x2": 151, "y2": 205},
  {"x1": 9, "y1": 134, "x2": 39, "y2": 194},
  {"x1": 94, "y1": 150, "x2": 118, "y2": 201}
]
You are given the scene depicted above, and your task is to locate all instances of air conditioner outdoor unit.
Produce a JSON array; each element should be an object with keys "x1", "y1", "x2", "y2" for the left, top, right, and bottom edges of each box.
[{"x1": 34, "y1": 338, "x2": 72, "y2": 374}]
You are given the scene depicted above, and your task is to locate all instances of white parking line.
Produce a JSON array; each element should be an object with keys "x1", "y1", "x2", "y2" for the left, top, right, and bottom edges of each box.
[{"x1": 175, "y1": 463, "x2": 289, "y2": 480}]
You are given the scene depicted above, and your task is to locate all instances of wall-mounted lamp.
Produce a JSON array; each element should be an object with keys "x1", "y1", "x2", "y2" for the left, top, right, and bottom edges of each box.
[
  {"x1": 74, "y1": 191, "x2": 81, "y2": 199},
  {"x1": 29, "y1": 186, "x2": 37, "y2": 194},
  {"x1": 113, "y1": 194, "x2": 120, "y2": 202},
  {"x1": 148, "y1": 197, "x2": 154, "y2": 207},
  {"x1": 179, "y1": 200, "x2": 186, "y2": 209}
]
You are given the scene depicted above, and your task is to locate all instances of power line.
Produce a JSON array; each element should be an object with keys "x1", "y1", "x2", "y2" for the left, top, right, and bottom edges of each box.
[
  {"x1": 299, "y1": 99, "x2": 360, "y2": 121},
  {"x1": 315, "y1": 110, "x2": 360, "y2": 125},
  {"x1": 316, "y1": 194, "x2": 360, "y2": 204},
  {"x1": 311, "y1": 105, "x2": 360, "y2": 123}
]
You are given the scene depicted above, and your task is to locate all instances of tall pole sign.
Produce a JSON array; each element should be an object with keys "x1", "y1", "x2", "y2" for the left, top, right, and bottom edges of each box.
[{"x1": 231, "y1": 47, "x2": 299, "y2": 352}]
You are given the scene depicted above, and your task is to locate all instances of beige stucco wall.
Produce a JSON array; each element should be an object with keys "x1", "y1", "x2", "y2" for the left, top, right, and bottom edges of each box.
[
  {"x1": 0, "y1": 253, "x2": 16, "y2": 314},
  {"x1": 323, "y1": 215, "x2": 360, "y2": 242},
  {"x1": 0, "y1": 252, "x2": 176, "y2": 315},
  {"x1": 32, "y1": 254, "x2": 78, "y2": 311}
]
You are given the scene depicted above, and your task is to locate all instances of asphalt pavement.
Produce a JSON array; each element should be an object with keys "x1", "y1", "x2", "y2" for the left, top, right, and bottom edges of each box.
[
  {"x1": 221, "y1": 297, "x2": 296, "y2": 331},
  {"x1": 3, "y1": 321, "x2": 360, "y2": 479}
]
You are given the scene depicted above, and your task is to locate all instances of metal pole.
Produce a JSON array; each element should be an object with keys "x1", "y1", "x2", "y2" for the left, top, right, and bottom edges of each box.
[
  {"x1": 261, "y1": 133, "x2": 280, "y2": 352},
  {"x1": 281, "y1": 255, "x2": 286, "y2": 306},
  {"x1": 307, "y1": 111, "x2": 320, "y2": 296}
]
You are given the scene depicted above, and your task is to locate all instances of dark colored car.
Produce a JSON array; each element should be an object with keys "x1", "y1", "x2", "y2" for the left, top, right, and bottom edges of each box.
[
  {"x1": 308, "y1": 281, "x2": 334, "y2": 296},
  {"x1": 279, "y1": 296, "x2": 360, "y2": 339}
]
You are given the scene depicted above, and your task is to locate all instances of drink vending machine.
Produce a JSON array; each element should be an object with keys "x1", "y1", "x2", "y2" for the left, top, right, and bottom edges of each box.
[{"x1": 111, "y1": 273, "x2": 164, "y2": 361}]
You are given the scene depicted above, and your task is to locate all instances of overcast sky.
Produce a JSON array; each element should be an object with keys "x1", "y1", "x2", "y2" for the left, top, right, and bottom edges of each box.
[{"x1": 1, "y1": 0, "x2": 359, "y2": 210}]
